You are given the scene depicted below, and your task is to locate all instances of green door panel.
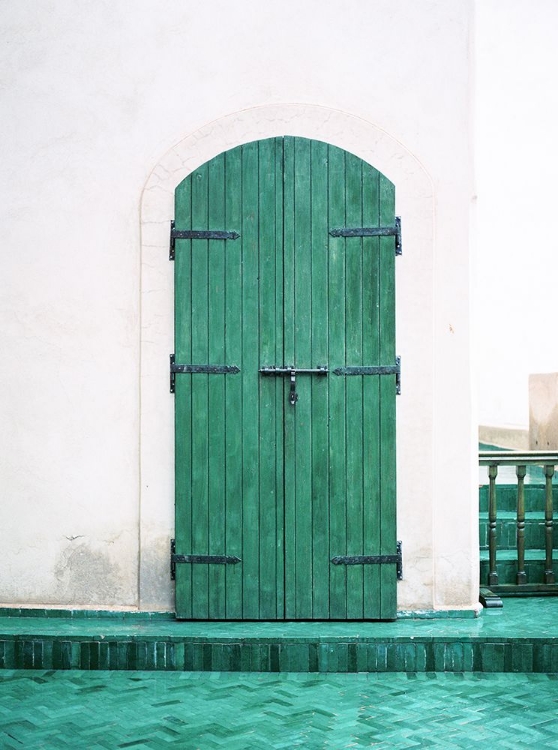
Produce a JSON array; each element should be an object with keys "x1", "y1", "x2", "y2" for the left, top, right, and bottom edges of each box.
[{"x1": 174, "y1": 136, "x2": 397, "y2": 620}]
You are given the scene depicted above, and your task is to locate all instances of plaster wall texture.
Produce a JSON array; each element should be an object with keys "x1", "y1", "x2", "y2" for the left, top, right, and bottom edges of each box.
[
  {"x1": 529, "y1": 374, "x2": 558, "y2": 451},
  {"x1": 0, "y1": 0, "x2": 476, "y2": 612},
  {"x1": 475, "y1": 0, "x2": 558, "y2": 429}
]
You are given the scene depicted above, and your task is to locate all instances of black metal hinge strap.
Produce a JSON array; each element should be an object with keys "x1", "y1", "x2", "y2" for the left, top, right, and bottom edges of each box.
[
  {"x1": 333, "y1": 365, "x2": 398, "y2": 376},
  {"x1": 170, "y1": 220, "x2": 240, "y2": 259},
  {"x1": 175, "y1": 554, "x2": 241, "y2": 565},
  {"x1": 170, "y1": 541, "x2": 241, "y2": 579},
  {"x1": 170, "y1": 354, "x2": 240, "y2": 393},
  {"x1": 334, "y1": 357, "x2": 401, "y2": 395},
  {"x1": 329, "y1": 216, "x2": 402, "y2": 255},
  {"x1": 331, "y1": 542, "x2": 403, "y2": 580}
]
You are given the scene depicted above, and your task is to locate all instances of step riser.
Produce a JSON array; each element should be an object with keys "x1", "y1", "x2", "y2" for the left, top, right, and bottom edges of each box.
[
  {"x1": 479, "y1": 486, "x2": 558, "y2": 513},
  {"x1": 479, "y1": 519, "x2": 558, "y2": 550},
  {"x1": 480, "y1": 559, "x2": 558, "y2": 586},
  {"x1": 1, "y1": 637, "x2": 557, "y2": 673}
]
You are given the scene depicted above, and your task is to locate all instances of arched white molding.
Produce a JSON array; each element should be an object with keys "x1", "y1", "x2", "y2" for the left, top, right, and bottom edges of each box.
[{"x1": 138, "y1": 103, "x2": 441, "y2": 612}]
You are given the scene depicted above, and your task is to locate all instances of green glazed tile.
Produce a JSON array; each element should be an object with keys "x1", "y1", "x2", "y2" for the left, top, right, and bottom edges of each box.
[
  {"x1": 137, "y1": 642, "x2": 149, "y2": 670},
  {"x1": 433, "y1": 642, "x2": 447, "y2": 671},
  {"x1": 156, "y1": 642, "x2": 166, "y2": 670},
  {"x1": 97, "y1": 642, "x2": 109, "y2": 670},
  {"x1": 212, "y1": 644, "x2": 229, "y2": 671},
  {"x1": 414, "y1": 643, "x2": 427, "y2": 672},
  {"x1": 229, "y1": 644, "x2": 243, "y2": 671},
  {"x1": 269, "y1": 644, "x2": 280, "y2": 672},
  {"x1": 15, "y1": 641, "x2": 24, "y2": 669},
  {"x1": 32, "y1": 641, "x2": 43, "y2": 669},
  {"x1": 43, "y1": 640, "x2": 53, "y2": 670},
  {"x1": 256, "y1": 644, "x2": 271, "y2": 672},
  {"x1": 183, "y1": 642, "x2": 194, "y2": 671},
  {"x1": 162, "y1": 641, "x2": 171, "y2": 668},
  {"x1": 107, "y1": 641, "x2": 118, "y2": 670},
  {"x1": 1, "y1": 641, "x2": 14, "y2": 669},
  {"x1": 116, "y1": 642, "x2": 128, "y2": 670},
  {"x1": 447, "y1": 642, "x2": 465, "y2": 671},
  {"x1": 345, "y1": 643, "x2": 356, "y2": 672},
  {"x1": 308, "y1": 642, "x2": 319, "y2": 672},
  {"x1": 0, "y1": 597, "x2": 557, "y2": 675},
  {"x1": 424, "y1": 644, "x2": 435, "y2": 672},
  {"x1": 482, "y1": 643, "x2": 506, "y2": 672},
  {"x1": 202, "y1": 643, "x2": 212, "y2": 671},
  {"x1": 280, "y1": 644, "x2": 310, "y2": 672},
  {"x1": 400, "y1": 642, "x2": 416, "y2": 671},
  {"x1": 511, "y1": 644, "x2": 534, "y2": 672},
  {"x1": 358, "y1": 643, "x2": 371, "y2": 672},
  {"x1": 375, "y1": 644, "x2": 388, "y2": 672},
  {"x1": 192, "y1": 644, "x2": 205, "y2": 671},
  {"x1": 4, "y1": 670, "x2": 558, "y2": 747},
  {"x1": 80, "y1": 642, "x2": 90, "y2": 669}
]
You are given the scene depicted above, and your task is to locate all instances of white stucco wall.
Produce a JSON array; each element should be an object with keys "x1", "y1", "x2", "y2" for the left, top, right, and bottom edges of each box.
[
  {"x1": 476, "y1": 0, "x2": 558, "y2": 430},
  {"x1": 0, "y1": 0, "x2": 476, "y2": 612}
]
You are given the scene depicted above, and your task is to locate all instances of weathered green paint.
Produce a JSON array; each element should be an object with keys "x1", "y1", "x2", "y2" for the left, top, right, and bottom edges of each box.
[{"x1": 174, "y1": 137, "x2": 397, "y2": 620}]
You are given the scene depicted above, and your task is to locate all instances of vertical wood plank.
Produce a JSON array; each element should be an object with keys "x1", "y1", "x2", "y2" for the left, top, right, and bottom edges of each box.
[
  {"x1": 344, "y1": 152, "x2": 365, "y2": 618},
  {"x1": 274, "y1": 139, "x2": 285, "y2": 618},
  {"x1": 362, "y1": 164, "x2": 382, "y2": 619},
  {"x1": 174, "y1": 175, "x2": 193, "y2": 619},
  {"x1": 241, "y1": 141, "x2": 261, "y2": 618},
  {"x1": 378, "y1": 173, "x2": 397, "y2": 619},
  {"x1": 310, "y1": 139, "x2": 330, "y2": 619},
  {"x1": 207, "y1": 152, "x2": 226, "y2": 618},
  {"x1": 224, "y1": 145, "x2": 243, "y2": 619},
  {"x1": 190, "y1": 163, "x2": 210, "y2": 618},
  {"x1": 293, "y1": 136, "x2": 313, "y2": 617},
  {"x1": 327, "y1": 144, "x2": 348, "y2": 619},
  {"x1": 258, "y1": 137, "x2": 280, "y2": 618},
  {"x1": 283, "y1": 136, "x2": 297, "y2": 618}
]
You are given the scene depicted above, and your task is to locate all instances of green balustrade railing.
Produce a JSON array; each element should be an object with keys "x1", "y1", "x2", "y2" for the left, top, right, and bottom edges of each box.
[{"x1": 479, "y1": 451, "x2": 558, "y2": 598}]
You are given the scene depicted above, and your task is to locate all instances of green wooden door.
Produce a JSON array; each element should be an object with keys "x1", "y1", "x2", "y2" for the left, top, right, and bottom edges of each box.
[{"x1": 173, "y1": 137, "x2": 397, "y2": 620}]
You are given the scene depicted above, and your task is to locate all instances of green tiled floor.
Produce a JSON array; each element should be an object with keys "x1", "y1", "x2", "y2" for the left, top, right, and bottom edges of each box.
[
  {"x1": 0, "y1": 599, "x2": 557, "y2": 673},
  {"x1": 1, "y1": 670, "x2": 558, "y2": 748},
  {"x1": 2, "y1": 597, "x2": 557, "y2": 638}
]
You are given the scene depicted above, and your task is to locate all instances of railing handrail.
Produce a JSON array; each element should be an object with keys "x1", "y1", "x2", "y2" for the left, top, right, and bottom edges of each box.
[{"x1": 479, "y1": 450, "x2": 558, "y2": 466}]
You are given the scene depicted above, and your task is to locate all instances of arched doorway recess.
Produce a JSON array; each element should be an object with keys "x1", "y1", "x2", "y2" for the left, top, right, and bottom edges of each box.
[{"x1": 172, "y1": 136, "x2": 398, "y2": 619}]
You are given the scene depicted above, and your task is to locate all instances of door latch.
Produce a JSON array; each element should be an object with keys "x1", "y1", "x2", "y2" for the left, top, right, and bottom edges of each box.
[
  {"x1": 289, "y1": 371, "x2": 298, "y2": 405},
  {"x1": 259, "y1": 366, "x2": 328, "y2": 405}
]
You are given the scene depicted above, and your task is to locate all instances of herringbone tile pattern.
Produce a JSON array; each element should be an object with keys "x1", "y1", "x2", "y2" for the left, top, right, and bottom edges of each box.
[{"x1": 1, "y1": 670, "x2": 558, "y2": 749}]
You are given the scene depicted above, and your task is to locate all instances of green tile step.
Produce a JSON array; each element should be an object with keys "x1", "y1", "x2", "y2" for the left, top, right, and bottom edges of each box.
[
  {"x1": 480, "y1": 549, "x2": 558, "y2": 589},
  {"x1": 1, "y1": 598, "x2": 558, "y2": 673},
  {"x1": 479, "y1": 484, "x2": 558, "y2": 513},
  {"x1": 479, "y1": 512, "x2": 558, "y2": 550}
]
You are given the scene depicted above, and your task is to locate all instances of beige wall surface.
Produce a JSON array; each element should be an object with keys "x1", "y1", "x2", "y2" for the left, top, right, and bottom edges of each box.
[
  {"x1": 529, "y1": 374, "x2": 558, "y2": 451},
  {"x1": 476, "y1": 0, "x2": 558, "y2": 430},
  {"x1": 0, "y1": 0, "x2": 476, "y2": 612}
]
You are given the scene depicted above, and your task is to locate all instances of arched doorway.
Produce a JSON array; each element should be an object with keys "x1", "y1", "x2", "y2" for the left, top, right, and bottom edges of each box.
[{"x1": 172, "y1": 136, "x2": 399, "y2": 619}]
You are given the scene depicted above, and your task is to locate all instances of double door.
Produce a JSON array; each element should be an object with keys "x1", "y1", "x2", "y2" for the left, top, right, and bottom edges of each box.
[{"x1": 173, "y1": 136, "x2": 397, "y2": 619}]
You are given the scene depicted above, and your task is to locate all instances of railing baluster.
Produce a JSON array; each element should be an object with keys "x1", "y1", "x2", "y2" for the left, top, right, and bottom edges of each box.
[
  {"x1": 480, "y1": 450, "x2": 558, "y2": 595},
  {"x1": 488, "y1": 464, "x2": 498, "y2": 586},
  {"x1": 544, "y1": 464, "x2": 555, "y2": 584},
  {"x1": 516, "y1": 464, "x2": 527, "y2": 584}
]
